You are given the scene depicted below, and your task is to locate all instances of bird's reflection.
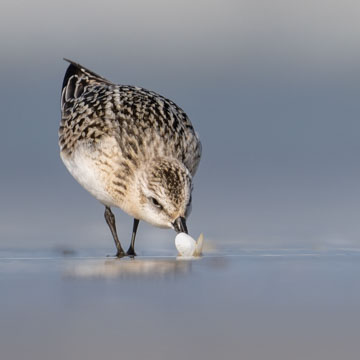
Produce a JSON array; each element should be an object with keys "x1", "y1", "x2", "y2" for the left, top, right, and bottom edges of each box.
[{"x1": 65, "y1": 258, "x2": 192, "y2": 279}]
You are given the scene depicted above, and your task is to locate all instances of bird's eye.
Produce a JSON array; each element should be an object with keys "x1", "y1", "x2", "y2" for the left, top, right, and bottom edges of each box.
[{"x1": 149, "y1": 197, "x2": 163, "y2": 210}]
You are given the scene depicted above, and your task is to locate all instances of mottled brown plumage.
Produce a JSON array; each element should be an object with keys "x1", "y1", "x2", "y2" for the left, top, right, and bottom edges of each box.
[{"x1": 59, "y1": 59, "x2": 201, "y2": 256}]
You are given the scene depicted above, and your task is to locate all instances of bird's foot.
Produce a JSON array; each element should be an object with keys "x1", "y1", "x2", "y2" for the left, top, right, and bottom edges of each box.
[
  {"x1": 115, "y1": 250, "x2": 126, "y2": 258},
  {"x1": 126, "y1": 247, "x2": 137, "y2": 257}
]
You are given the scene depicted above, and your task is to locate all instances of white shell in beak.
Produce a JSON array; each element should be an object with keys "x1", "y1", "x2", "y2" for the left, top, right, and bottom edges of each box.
[{"x1": 175, "y1": 233, "x2": 204, "y2": 257}]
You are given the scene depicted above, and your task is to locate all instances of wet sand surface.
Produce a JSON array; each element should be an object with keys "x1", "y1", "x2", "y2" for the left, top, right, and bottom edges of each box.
[{"x1": 1, "y1": 248, "x2": 360, "y2": 360}]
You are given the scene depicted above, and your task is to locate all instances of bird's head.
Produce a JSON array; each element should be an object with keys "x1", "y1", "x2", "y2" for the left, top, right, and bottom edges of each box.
[{"x1": 132, "y1": 158, "x2": 192, "y2": 232}]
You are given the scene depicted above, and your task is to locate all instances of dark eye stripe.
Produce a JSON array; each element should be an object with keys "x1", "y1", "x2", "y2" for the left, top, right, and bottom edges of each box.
[{"x1": 149, "y1": 197, "x2": 163, "y2": 210}]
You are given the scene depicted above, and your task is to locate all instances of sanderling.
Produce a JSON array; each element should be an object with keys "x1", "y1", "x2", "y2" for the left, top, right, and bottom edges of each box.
[{"x1": 59, "y1": 59, "x2": 202, "y2": 257}]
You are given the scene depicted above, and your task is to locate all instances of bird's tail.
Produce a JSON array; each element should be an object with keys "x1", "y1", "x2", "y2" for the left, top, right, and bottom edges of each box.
[{"x1": 61, "y1": 59, "x2": 112, "y2": 112}]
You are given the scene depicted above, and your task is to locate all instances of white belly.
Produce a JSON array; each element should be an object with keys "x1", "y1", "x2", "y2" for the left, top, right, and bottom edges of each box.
[{"x1": 60, "y1": 146, "x2": 116, "y2": 207}]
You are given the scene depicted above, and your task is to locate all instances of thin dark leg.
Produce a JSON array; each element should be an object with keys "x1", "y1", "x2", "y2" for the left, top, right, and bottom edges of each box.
[
  {"x1": 127, "y1": 218, "x2": 139, "y2": 256},
  {"x1": 104, "y1": 206, "x2": 125, "y2": 257}
]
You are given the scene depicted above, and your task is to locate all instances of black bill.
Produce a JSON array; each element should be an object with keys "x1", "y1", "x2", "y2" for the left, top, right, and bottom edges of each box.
[{"x1": 172, "y1": 217, "x2": 188, "y2": 234}]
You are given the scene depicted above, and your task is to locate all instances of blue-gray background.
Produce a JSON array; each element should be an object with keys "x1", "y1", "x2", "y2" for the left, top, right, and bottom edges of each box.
[{"x1": 1, "y1": 0, "x2": 360, "y2": 251}]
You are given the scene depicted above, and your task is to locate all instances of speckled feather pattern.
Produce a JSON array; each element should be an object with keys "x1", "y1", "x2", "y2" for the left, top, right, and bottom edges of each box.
[{"x1": 59, "y1": 60, "x2": 201, "y2": 222}]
